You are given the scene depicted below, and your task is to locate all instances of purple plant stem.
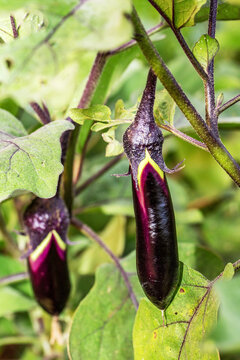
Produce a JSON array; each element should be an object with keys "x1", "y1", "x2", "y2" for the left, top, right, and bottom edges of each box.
[
  {"x1": 63, "y1": 53, "x2": 107, "y2": 213},
  {"x1": 0, "y1": 272, "x2": 28, "y2": 285},
  {"x1": 10, "y1": 15, "x2": 18, "y2": 39},
  {"x1": 30, "y1": 102, "x2": 51, "y2": 124},
  {"x1": 147, "y1": 0, "x2": 208, "y2": 81},
  {"x1": 71, "y1": 217, "x2": 139, "y2": 310},
  {"x1": 205, "y1": 0, "x2": 219, "y2": 134}
]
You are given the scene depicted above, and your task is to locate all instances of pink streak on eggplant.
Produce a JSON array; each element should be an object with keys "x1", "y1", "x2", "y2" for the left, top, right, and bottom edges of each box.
[
  {"x1": 132, "y1": 163, "x2": 180, "y2": 309},
  {"x1": 28, "y1": 231, "x2": 70, "y2": 315},
  {"x1": 24, "y1": 196, "x2": 70, "y2": 315}
]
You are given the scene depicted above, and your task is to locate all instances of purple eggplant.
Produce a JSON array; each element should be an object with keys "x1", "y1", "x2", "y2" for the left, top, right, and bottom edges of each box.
[
  {"x1": 123, "y1": 69, "x2": 182, "y2": 310},
  {"x1": 23, "y1": 196, "x2": 71, "y2": 315}
]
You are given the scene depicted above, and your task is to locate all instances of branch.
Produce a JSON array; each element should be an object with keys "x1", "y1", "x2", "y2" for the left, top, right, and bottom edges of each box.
[
  {"x1": 10, "y1": 15, "x2": 18, "y2": 39},
  {"x1": 203, "y1": 0, "x2": 219, "y2": 135},
  {"x1": 131, "y1": 6, "x2": 240, "y2": 187},
  {"x1": 30, "y1": 102, "x2": 51, "y2": 124},
  {"x1": 75, "y1": 154, "x2": 124, "y2": 195},
  {"x1": 0, "y1": 272, "x2": 28, "y2": 286},
  {"x1": 216, "y1": 94, "x2": 240, "y2": 116},
  {"x1": 63, "y1": 53, "x2": 107, "y2": 213},
  {"x1": 159, "y1": 124, "x2": 208, "y2": 151},
  {"x1": 71, "y1": 217, "x2": 138, "y2": 310},
  {"x1": 147, "y1": 0, "x2": 208, "y2": 81},
  {"x1": 107, "y1": 21, "x2": 166, "y2": 56}
]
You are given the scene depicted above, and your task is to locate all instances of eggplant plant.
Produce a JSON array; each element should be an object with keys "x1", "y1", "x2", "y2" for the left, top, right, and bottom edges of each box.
[{"x1": 0, "y1": 1, "x2": 240, "y2": 360}]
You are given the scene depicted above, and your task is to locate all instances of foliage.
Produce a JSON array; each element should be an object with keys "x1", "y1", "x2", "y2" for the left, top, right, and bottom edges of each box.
[{"x1": 0, "y1": 0, "x2": 240, "y2": 359}]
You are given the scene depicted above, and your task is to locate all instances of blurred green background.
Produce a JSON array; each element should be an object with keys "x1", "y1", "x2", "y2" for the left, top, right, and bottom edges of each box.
[{"x1": 0, "y1": 0, "x2": 240, "y2": 358}]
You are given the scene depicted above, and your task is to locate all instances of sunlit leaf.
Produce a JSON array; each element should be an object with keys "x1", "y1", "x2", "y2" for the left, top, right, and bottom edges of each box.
[
  {"x1": 133, "y1": 263, "x2": 220, "y2": 360},
  {"x1": 68, "y1": 252, "x2": 143, "y2": 360},
  {"x1": 69, "y1": 105, "x2": 112, "y2": 125},
  {"x1": 193, "y1": 34, "x2": 219, "y2": 71},
  {"x1": 0, "y1": 116, "x2": 74, "y2": 202},
  {"x1": 149, "y1": 0, "x2": 207, "y2": 28}
]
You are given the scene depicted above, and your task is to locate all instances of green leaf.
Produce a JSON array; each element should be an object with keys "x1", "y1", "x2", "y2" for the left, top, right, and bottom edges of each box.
[
  {"x1": 102, "y1": 128, "x2": 124, "y2": 157},
  {"x1": 78, "y1": 216, "x2": 126, "y2": 274},
  {"x1": 69, "y1": 105, "x2": 112, "y2": 125},
  {"x1": 0, "y1": 109, "x2": 27, "y2": 137},
  {"x1": 193, "y1": 34, "x2": 219, "y2": 71},
  {"x1": 77, "y1": 0, "x2": 133, "y2": 51},
  {"x1": 0, "y1": 286, "x2": 35, "y2": 316},
  {"x1": 178, "y1": 243, "x2": 224, "y2": 280},
  {"x1": 154, "y1": 89, "x2": 176, "y2": 125},
  {"x1": 210, "y1": 273, "x2": 240, "y2": 352},
  {"x1": 0, "y1": 119, "x2": 74, "y2": 202},
  {"x1": 68, "y1": 252, "x2": 143, "y2": 360},
  {"x1": 150, "y1": 0, "x2": 207, "y2": 28},
  {"x1": 196, "y1": 0, "x2": 240, "y2": 21},
  {"x1": 133, "y1": 264, "x2": 219, "y2": 360}
]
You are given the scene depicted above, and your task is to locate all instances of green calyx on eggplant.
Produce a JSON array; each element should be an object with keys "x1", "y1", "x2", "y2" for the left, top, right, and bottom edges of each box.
[
  {"x1": 123, "y1": 69, "x2": 182, "y2": 310},
  {"x1": 23, "y1": 196, "x2": 71, "y2": 315}
]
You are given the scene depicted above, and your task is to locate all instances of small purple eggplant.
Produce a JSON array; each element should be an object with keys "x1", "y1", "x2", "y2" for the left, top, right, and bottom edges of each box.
[
  {"x1": 23, "y1": 196, "x2": 71, "y2": 315},
  {"x1": 123, "y1": 69, "x2": 182, "y2": 310}
]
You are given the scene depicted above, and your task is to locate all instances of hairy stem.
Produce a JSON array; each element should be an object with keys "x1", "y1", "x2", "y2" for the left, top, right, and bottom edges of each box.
[
  {"x1": 10, "y1": 15, "x2": 18, "y2": 39},
  {"x1": 204, "y1": 0, "x2": 219, "y2": 134},
  {"x1": 63, "y1": 53, "x2": 107, "y2": 213},
  {"x1": 71, "y1": 217, "x2": 138, "y2": 309},
  {"x1": 160, "y1": 124, "x2": 208, "y2": 151},
  {"x1": 147, "y1": 0, "x2": 208, "y2": 81},
  {"x1": 75, "y1": 154, "x2": 124, "y2": 195},
  {"x1": 131, "y1": 7, "x2": 240, "y2": 186},
  {"x1": 217, "y1": 94, "x2": 240, "y2": 115}
]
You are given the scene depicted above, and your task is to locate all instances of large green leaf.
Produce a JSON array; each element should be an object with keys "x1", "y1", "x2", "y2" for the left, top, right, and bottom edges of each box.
[
  {"x1": 0, "y1": 116, "x2": 74, "y2": 202},
  {"x1": 196, "y1": 0, "x2": 240, "y2": 21},
  {"x1": 76, "y1": 0, "x2": 133, "y2": 51},
  {"x1": 0, "y1": 287, "x2": 35, "y2": 316},
  {"x1": 133, "y1": 263, "x2": 220, "y2": 360},
  {"x1": 149, "y1": 0, "x2": 207, "y2": 28},
  {"x1": 68, "y1": 252, "x2": 143, "y2": 360},
  {"x1": 211, "y1": 275, "x2": 240, "y2": 352},
  {"x1": 178, "y1": 242, "x2": 224, "y2": 280}
]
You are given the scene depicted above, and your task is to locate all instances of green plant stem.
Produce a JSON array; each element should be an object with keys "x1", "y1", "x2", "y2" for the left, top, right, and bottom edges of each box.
[
  {"x1": 63, "y1": 53, "x2": 107, "y2": 213},
  {"x1": 71, "y1": 217, "x2": 138, "y2": 309},
  {"x1": 131, "y1": 7, "x2": 240, "y2": 186},
  {"x1": 217, "y1": 94, "x2": 240, "y2": 115},
  {"x1": 147, "y1": 0, "x2": 208, "y2": 81}
]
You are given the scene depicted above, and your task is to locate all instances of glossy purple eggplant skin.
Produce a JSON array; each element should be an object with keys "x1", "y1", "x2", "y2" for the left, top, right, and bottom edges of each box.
[
  {"x1": 123, "y1": 69, "x2": 181, "y2": 310},
  {"x1": 23, "y1": 196, "x2": 71, "y2": 315},
  {"x1": 132, "y1": 163, "x2": 179, "y2": 309}
]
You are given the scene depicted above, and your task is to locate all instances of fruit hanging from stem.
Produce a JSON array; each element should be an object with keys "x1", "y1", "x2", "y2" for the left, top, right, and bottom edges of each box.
[{"x1": 123, "y1": 69, "x2": 182, "y2": 310}]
